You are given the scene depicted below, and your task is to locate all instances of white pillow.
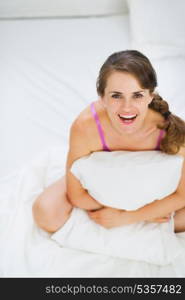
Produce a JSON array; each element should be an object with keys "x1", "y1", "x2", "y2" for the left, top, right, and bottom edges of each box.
[
  {"x1": 0, "y1": 0, "x2": 128, "y2": 18},
  {"x1": 52, "y1": 151, "x2": 184, "y2": 265},
  {"x1": 71, "y1": 151, "x2": 183, "y2": 210},
  {"x1": 127, "y1": 0, "x2": 185, "y2": 59}
]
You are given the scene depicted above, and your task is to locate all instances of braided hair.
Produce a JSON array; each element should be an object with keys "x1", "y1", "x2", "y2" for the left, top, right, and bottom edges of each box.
[{"x1": 149, "y1": 94, "x2": 185, "y2": 154}]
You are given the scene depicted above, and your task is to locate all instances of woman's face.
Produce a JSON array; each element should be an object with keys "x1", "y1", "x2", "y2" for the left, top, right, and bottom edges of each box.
[{"x1": 101, "y1": 71, "x2": 153, "y2": 135}]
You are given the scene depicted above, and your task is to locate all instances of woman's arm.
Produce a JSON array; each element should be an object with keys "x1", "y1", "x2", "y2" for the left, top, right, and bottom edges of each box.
[
  {"x1": 67, "y1": 169, "x2": 103, "y2": 210},
  {"x1": 130, "y1": 191, "x2": 185, "y2": 224},
  {"x1": 66, "y1": 118, "x2": 104, "y2": 211}
]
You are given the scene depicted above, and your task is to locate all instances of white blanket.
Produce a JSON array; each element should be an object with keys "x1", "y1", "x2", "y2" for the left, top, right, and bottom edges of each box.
[{"x1": 1, "y1": 146, "x2": 185, "y2": 277}]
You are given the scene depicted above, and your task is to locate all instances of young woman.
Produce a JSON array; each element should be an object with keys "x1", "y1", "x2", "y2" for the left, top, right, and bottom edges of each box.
[{"x1": 32, "y1": 50, "x2": 185, "y2": 233}]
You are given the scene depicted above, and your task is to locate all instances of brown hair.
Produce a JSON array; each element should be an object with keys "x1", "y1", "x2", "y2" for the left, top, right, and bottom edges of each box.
[{"x1": 96, "y1": 50, "x2": 185, "y2": 154}]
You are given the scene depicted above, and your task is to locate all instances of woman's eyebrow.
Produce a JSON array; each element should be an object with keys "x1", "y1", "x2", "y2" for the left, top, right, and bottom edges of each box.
[
  {"x1": 133, "y1": 90, "x2": 145, "y2": 94},
  {"x1": 109, "y1": 90, "x2": 145, "y2": 94},
  {"x1": 109, "y1": 91, "x2": 122, "y2": 94}
]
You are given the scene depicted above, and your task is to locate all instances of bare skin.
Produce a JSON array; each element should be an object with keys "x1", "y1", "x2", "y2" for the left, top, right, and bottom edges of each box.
[{"x1": 32, "y1": 72, "x2": 185, "y2": 233}]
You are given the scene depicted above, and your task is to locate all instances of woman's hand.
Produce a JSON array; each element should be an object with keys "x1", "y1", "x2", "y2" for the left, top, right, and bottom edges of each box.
[
  {"x1": 87, "y1": 208, "x2": 171, "y2": 229},
  {"x1": 87, "y1": 207, "x2": 134, "y2": 229}
]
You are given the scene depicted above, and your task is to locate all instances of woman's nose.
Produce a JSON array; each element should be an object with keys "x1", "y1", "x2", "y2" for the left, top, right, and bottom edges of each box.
[{"x1": 120, "y1": 99, "x2": 132, "y2": 110}]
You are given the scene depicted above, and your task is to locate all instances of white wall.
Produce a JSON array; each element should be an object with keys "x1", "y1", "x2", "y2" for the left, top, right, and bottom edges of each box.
[{"x1": 0, "y1": 0, "x2": 128, "y2": 18}]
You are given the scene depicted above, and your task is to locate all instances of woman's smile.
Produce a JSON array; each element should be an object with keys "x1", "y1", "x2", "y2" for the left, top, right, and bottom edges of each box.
[{"x1": 118, "y1": 113, "x2": 138, "y2": 125}]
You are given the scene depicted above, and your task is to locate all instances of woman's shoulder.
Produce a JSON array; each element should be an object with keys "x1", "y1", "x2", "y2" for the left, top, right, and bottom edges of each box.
[
  {"x1": 70, "y1": 100, "x2": 105, "y2": 151},
  {"x1": 73, "y1": 100, "x2": 104, "y2": 130}
]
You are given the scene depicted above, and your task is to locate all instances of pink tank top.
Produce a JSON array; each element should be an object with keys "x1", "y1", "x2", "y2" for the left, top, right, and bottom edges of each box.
[
  {"x1": 90, "y1": 102, "x2": 110, "y2": 151},
  {"x1": 90, "y1": 102, "x2": 165, "y2": 151}
]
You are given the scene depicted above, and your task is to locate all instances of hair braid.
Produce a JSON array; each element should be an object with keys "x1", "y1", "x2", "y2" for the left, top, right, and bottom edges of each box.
[{"x1": 149, "y1": 93, "x2": 185, "y2": 154}]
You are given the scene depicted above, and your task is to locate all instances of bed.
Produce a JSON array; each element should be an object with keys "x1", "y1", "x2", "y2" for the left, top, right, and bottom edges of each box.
[{"x1": 0, "y1": 0, "x2": 185, "y2": 277}]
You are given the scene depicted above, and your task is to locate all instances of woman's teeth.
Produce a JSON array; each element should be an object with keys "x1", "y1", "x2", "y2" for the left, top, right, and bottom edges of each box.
[
  {"x1": 119, "y1": 115, "x2": 136, "y2": 119},
  {"x1": 119, "y1": 114, "x2": 137, "y2": 120},
  {"x1": 118, "y1": 114, "x2": 137, "y2": 124}
]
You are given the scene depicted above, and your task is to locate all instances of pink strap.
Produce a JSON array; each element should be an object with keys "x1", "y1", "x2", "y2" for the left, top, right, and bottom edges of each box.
[
  {"x1": 155, "y1": 129, "x2": 165, "y2": 150},
  {"x1": 90, "y1": 102, "x2": 110, "y2": 151}
]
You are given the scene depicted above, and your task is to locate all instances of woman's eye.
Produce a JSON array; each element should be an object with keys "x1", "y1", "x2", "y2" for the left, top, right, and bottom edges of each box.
[
  {"x1": 112, "y1": 94, "x2": 121, "y2": 99},
  {"x1": 134, "y1": 94, "x2": 143, "y2": 99}
]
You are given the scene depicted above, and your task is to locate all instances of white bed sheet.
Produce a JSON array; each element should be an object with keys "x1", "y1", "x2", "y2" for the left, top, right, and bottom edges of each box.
[{"x1": 0, "y1": 15, "x2": 130, "y2": 178}]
